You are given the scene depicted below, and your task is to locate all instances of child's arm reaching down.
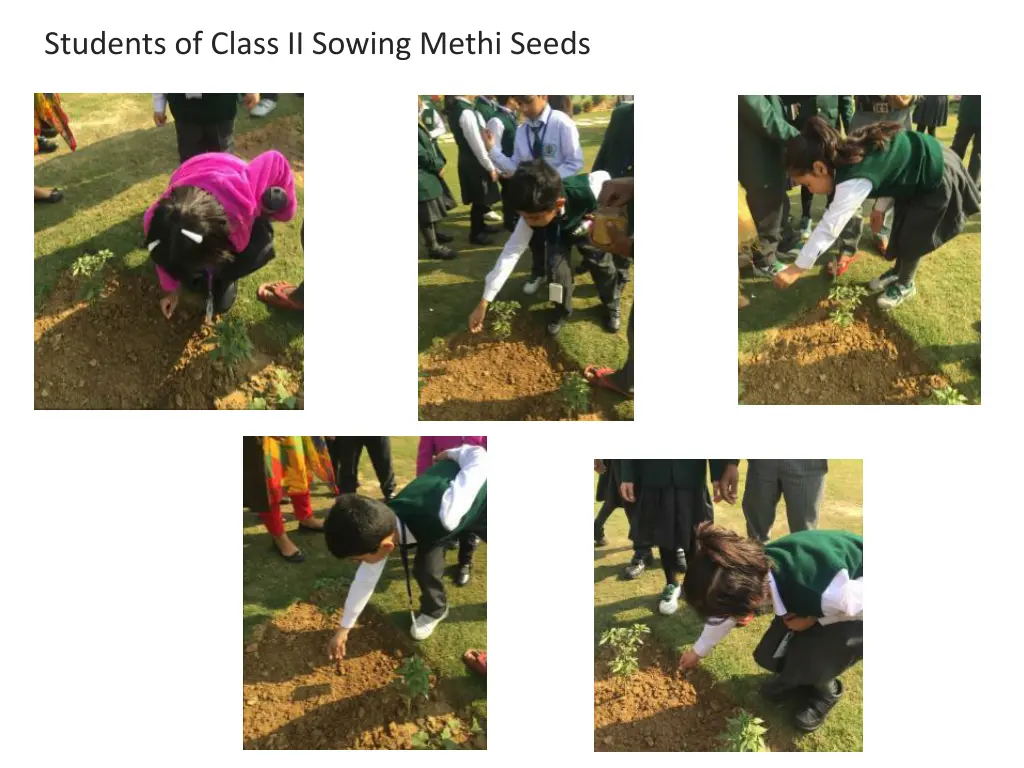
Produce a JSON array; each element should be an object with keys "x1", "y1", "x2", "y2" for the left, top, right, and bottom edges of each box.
[
  {"x1": 327, "y1": 556, "x2": 390, "y2": 663},
  {"x1": 468, "y1": 218, "x2": 534, "y2": 331},
  {"x1": 680, "y1": 617, "x2": 737, "y2": 670}
]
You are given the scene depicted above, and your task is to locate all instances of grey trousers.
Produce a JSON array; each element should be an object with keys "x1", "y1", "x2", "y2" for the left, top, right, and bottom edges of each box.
[
  {"x1": 742, "y1": 459, "x2": 826, "y2": 542},
  {"x1": 754, "y1": 615, "x2": 863, "y2": 687}
]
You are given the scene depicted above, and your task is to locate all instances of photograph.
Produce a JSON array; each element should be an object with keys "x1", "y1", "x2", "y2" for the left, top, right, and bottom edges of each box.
[
  {"x1": 738, "y1": 95, "x2": 981, "y2": 405},
  {"x1": 418, "y1": 95, "x2": 634, "y2": 421},
  {"x1": 594, "y1": 459, "x2": 863, "y2": 752},
  {"x1": 34, "y1": 92, "x2": 305, "y2": 409},
  {"x1": 243, "y1": 436, "x2": 487, "y2": 750}
]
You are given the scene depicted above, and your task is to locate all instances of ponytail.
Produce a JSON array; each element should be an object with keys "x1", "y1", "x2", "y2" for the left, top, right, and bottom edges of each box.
[
  {"x1": 785, "y1": 114, "x2": 903, "y2": 176},
  {"x1": 682, "y1": 522, "x2": 770, "y2": 619}
]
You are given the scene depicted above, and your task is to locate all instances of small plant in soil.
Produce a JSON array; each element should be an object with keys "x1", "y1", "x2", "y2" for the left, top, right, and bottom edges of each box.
[
  {"x1": 396, "y1": 655, "x2": 432, "y2": 714},
  {"x1": 488, "y1": 300, "x2": 521, "y2": 340},
  {"x1": 827, "y1": 284, "x2": 868, "y2": 329},
  {"x1": 559, "y1": 372, "x2": 592, "y2": 418},
  {"x1": 210, "y1": 316, "x2": 253, "y2": 373},
  {"x1": 927, "y1": 385, "x2": 969, "y2": 405},
  {"x1": 71, "y1": 249, "x2": 115, "y2": 300},
  {"x1": 599, "y1": 623, "x2": 650, "y2": 676},
  {"x1": 270, "y1": 369, "x2": 298, "y2": 409},
  {"x1": 411, "y1": 717, "x2": 482, "y2": 750},
  {"x1": 718, "y1": 710, "x2": 768, "y2": 752}
]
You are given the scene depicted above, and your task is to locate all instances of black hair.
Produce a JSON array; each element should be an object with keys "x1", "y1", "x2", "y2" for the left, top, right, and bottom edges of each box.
[
  {"x1": 504, "y1": 159, "x2": 564, "y2": 214},
  {"x1": 324, "y1": 494, "x2": 395, "y2": 558},
  {"x1": 548, "y1": 95, "x2": 572, "y2": 114},
  {"x1": 683, "y1": 522, "x2": 771, "y2": 619},
  {"x1": 785, "y1": 115, "x2": 903, "y2": 176},
  {"x1": 146, "y1": 186, "x2": 233, "y2": 279},
  {"x1": 496, "y1": 95, "x2": 516, "y2": 107}
]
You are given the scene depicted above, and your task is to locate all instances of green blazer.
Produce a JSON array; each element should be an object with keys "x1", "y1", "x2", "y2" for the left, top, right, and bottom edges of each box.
[
  {"x1": 418, "y1": 123, "x2": 445, "y2": 202},
  {"x1": 739, "y1": 95, "x2": 799, "y2": 190},
  {"x1": 790, "y1": 95, "x2": 854, "y2": 133},
  {"x1": 958, "y1": 95, "x2": 981, "y2": 127},
  {"x1": 620, "y1": 459, "x2": 735, "y2": 490},
  {"x1": 593, "y1": 101, "x2": 634, "y2": 179}
]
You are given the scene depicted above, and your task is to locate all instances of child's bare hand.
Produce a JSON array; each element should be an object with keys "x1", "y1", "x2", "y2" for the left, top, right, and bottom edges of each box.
[
  {"x1": 594, "y1": 459, "x2": 607, "y2": 474},
  {"x1": 481, "y1": 129, "x2": 494, "y2": 151},
  {"x1": 468, "y1": 301, "x2": 488, "y2": 333},
  {"x1": 598, "y1": 177, "x2": 634, "y2": 207},
  {"x1": 242, "y1": 93, "x2": 260, "y2": 110},
  {"x1": 773, "y1": 264, "x2": 803, "y2": 289},
  {"x1": 870, "y1": 209, "x2": 884, "y2": 235},
  {"x1": 327, "y1": 628, "x2": 349, "y2": 663},
  {"x1": 678, "y1": 649, "x2": 701, "y2": 671},
  {"x1": 782, "y1": 614, "x2": 817, "y2": 632},
  {"x1": 619, "y1": 482, "x2": 635, "y2": 503},
  {"x1": 159, "y1": 292, "x2": 179, "y2": 319},
  {"x1": 153, "y1": 111, "x2": 167, "y2": 127}
]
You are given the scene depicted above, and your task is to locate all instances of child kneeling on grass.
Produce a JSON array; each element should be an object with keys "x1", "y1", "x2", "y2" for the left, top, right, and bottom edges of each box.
[
  {"x1": 775, "y1": 116, "x2": 981, "y2": 308},
  {"x1": 324, "y1": 445, "x2": 487, "y2": 662},
  {"x1": 468, "y1": 160, "x2": 622, "y2": 336},
  {"x1": 678, "y1": 523, "x2": 863, "y2": 734},
  {"x1": 143, "y1": 149, "x2": 296, "y2": 320}
]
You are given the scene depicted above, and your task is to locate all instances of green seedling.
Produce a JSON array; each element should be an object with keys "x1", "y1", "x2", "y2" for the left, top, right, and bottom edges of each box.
[
  {"x1": 559, "y1": 372, "x2": 591, "y2": 418},
  {"x1": 210, "y1": 316, "x2": 253, "y2": 373},
  {"x1": 718, "y1": 710, "x2": 768, "y2": 752},
  {"x1": 489, "y1": 300, "x2": 521, "y2": 340},
  {"x1": 271, "y1": 369, "x2": 298, "y2": 409},
  {"x1": 71, "y1": 249, "x2": 115, "y2": 300},
  {"x1": 396, "y1": 655, "x2": 432, "y2": 714},
  {"x1": 927, "y1": 385, "x2": 969, "y2": 405},
  {"x1": 827, "y1": 284, "x2": 868, "y2": 329},
  {"x1": 599, "y1": 623, "x2": 650, "y2": 677},
  {"x1": 411, "y1": 717, "x2": 480, "y2": 750},
  {"x1": 247, "y1": 397, "x2": 268, "y2": 410}
]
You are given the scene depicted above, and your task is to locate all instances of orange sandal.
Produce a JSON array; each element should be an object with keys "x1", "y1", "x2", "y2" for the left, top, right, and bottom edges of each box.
[{"x1": 463, "y1": 649, "x2": 487, "y2": 676}]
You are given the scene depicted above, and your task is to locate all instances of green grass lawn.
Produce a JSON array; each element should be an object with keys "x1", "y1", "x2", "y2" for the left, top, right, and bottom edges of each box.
[
  {"x1": 739, "y1": 106, "x2": 981, "y2": 403},
  {"x1": 243, "y1": 437, "x2": 486, "y2": 712},
  {"x1": 34, "y1": 93, "x2": 305, "y2": 359},
  {"x1": 594, "y1": 460, "x2": 863, "y2": 752},
  {"x1": 418, "y1": 110, "x2": 632, "y2": 407}
]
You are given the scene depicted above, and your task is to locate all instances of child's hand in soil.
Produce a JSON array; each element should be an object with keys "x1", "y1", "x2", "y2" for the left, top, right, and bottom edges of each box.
[
  {"x1": 327, "y1": 627, "x2": 349, "y2": 663},
  {"x1": 242, "y1": 93, "x2": 260, "y2": 110},
  {"x1": 159, "y1": 291, "x2": 180, "y2": 319},
  {"x1": 773, "y1": 264, "x2": 804, "y2": 289},
  {"x1": 153, "y1": 111, "x2": 167, "y2": 127},
  {"x1": 782, "y1": 614, "x2": 817, "y2": 632},
  {"x1": 481, "y1": 128, "x2": 494, "y2": 151},
  {"x1": 468, "y1": 301, "x2": 488, "y2": 333},
  {"x1": 678, "y1": 649, "x2": 701, "y2": 671}
]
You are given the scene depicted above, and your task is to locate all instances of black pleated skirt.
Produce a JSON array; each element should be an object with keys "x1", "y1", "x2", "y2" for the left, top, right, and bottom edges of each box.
[
  {"x1": 629, "y1": 486, "x2": 713, "y2": 550},
  {"x1": 913, "y1": 95, "x2": 949, "y2": 128},
  {"x1": 889, "y1": 146, "x2": 981, "y2": 262}
]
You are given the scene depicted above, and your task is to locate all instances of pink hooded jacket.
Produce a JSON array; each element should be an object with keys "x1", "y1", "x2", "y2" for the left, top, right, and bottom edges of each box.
[{"x1": 143, "y1": 150, "x2": 297, "y2": 292}]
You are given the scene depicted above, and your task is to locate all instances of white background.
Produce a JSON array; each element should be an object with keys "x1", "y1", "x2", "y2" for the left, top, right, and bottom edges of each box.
[{"x1": 8, "y1": 0, "x2": 1022, "y2": 759}]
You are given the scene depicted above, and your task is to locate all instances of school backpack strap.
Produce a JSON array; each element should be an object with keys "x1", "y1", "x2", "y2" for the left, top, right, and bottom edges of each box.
[{"x1": 398, "y1": 518, "x2": 416, "y2": 623}]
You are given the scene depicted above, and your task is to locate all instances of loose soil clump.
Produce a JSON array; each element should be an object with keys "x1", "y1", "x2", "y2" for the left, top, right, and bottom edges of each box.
[
  {"x1": 740, "y1": 300, "x2": 948, "y2": 404},
  {"x1": 243, "y1": 602, "x2": 484, "y2": 750}
]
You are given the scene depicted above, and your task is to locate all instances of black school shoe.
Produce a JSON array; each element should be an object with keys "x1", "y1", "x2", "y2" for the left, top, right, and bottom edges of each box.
[
  {"x1": 604, "y1": 308, "x2": 621, "y2": 333},
  {"x1": 469, "y1": 233, "x2": 493, "y2": 246},
  {"x1": 547, "y1": 315, "x2": 568, "y2": 336},
  {"x1": 435, "y1": 231, "x2": 455, "y2": 245},
  {"x1": 37, "y1": 137, "x2": 59, "y2": 153},
  {"x1": 760, "y1": 675, "x2": 804, "y2": 703},
  {"x1": 623, "y1": 554, "x2": 654, "y2": 580},
  {"x1": 428, "y1": 246, "x2": 457, "y2": 260},
  {"x1": 595, "y1": 534, "x2": 608, "y2": 546},
  {"x1": 454, "y1": 563, "x2": 471, "y2": 587},
  {"x1": 794, "y1": 679, "x2": 844, "y2": 733}
]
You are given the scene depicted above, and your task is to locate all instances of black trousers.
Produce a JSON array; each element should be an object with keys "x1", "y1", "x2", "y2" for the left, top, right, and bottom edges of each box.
[
  {"x1": 174, "y1": 118, "x2": 235, "y2": 163},
  {"x1": 412, "y1": 540, "x2": 448, "y2": 618},
  {"x1": 917, "y1": 123, "x2": 937, "y2": 137},
  {"x1": 753, "y1": 616, "x2": 863, "y2": 688},
  {"x1": 329, "y1": 437, "x2": 396, "y2": 498},
  {"x1": 470, "y1": 203, "x2": 489, "y2": 238},
  {"x1": 529, "y1": 228, "x2": 546, "y2": 278},
  {"x1": 745, "y1": 183, "x2": 794, "y2": 268},
  {"x1": 951, "y1": 121, "x2": 981, "y2": 187}
]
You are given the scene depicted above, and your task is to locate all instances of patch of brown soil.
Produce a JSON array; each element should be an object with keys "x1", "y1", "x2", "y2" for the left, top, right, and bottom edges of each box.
[
  {"x1": 34, "y1": 271, "x2": 300, "y2": 409},
  {"x1": 594, "y1": 644, "x2": 735, "y2": 752},
  {"x1": 236, "y1": 114, "x2": 304, "y2": 185},
  {"x1": 740, "y1": 301, "x2": 948, "y2": 405},
  {"x1": 418, "y1": 325, "x2": 613, "y2": 421},
  {"x1": 243, "y1": 602, "x2": 483, "y2": 750}
]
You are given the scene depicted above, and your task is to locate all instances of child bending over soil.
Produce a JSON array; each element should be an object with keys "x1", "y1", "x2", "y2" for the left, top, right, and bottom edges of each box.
[
  {"x1": 324, "y1": 445, "x2": 487, "y2": 663},
  {"x1": 776, "y1": 116, "x2": 980, "y2": 308},
  {"x1": 143, "y1": 150, "x2": 296, "y2": 320},
  {"x1": 678, "y1": 522, "x2": 863, "y2": 734}
]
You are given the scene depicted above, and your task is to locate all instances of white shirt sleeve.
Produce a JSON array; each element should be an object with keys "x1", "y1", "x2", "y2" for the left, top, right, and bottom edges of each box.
[
  {"x1": 693, "y1": 617, "x2": 737, "y2": 657},
  {"x1": 818, "y1": 570, "x2": 863, "y2": 626},
  {"x1": 437, "y1": 445, "x2": 488, "y2": 532},
  {"x1": 794, "y1": 178, "x2": 874, "y2": 269},
  {"x1": 339, "y1": 558, "x2": 388, "y2": 629},
  {"x1": 459, "y1": 110, "x2": 496, "y2": 174},
  {"x1": 428, "y1": 110, "x2": 447, "y2": 140},
  {"x1": 482, "y1": 217, "x2": 533, "y2": 301},
  {"x1": 554, "y1": 117, "x2": 584, "y2": 178},
  {"x1": 489, "y1": 142, "x2": 518, "y2": 176},
  {"x1": 153, "y1": 93, "x2": 167, "y2": 114},
  {"x1": 487, "y1": 116, "x2": 504, "y2": 153}
]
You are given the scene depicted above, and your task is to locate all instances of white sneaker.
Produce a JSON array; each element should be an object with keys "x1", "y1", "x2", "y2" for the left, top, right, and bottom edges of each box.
[
  {"x1": 659, "y1": 583, "x2": 681, "y2": 615},
  {"x1": 523, "y1": 276, "x2": 547, "y2": 295},
  {"x1": 250, "y1": 99, "x2": 278, "y2": 118},
  {"x1": 410, "y1": 607, "x2": 449, "y2": 640},
  {"x1": 484, "y1": 210, "x2": 502, "y2": 223}
]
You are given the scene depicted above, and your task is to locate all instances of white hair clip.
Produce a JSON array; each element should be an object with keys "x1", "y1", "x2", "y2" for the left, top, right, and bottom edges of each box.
[
  {"x1": 181, "y1": 228, "x2": 204, "y2": 244},
  {"x1": 147, "y1": 239, "x2": 161, "y2": 252}
]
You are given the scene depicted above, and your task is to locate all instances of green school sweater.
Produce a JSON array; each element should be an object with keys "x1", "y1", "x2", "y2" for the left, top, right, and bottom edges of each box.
[
  {"x1": 494, "y1": 107, "x2": 517, "y2": 157},
  {"x1": 593, "y1": 101, "x2": 634, "y2": 178},
  {"x1": 389, "y1": 460, "x2": 486, "y2": 545},
  {"x1": 561, "y1": 174, "x2": 599, "y2": 236},
  {"x1": 958, "y1": 95, "x2": 981, "y2": 127},
  {"x1": 418, "y1": 123, "x2": 446, "y2": 202},
  {"x1": 474, "y1": 96, "x2": 499, "y2": 124},
  {"x1": 738, "y1": 95, "x2": 800, "y2": 189},
  {"x1": 166, "y1": 94, "x2": 238, "y2": 125},
  {"x1": 766, "y1": 530, "x2": 863, "y2": 618},
  {"x1": 835, "y1": 130, "x2": 944, "y2": 198},
  {"x1": 421, "y1": 100, "x2": 443, "y2": 133},
  {"x1": 620, "y1": 459, "x2": 734, "y2": 489}
]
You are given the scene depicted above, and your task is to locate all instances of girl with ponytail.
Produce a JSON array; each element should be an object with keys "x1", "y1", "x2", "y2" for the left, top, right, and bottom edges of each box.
[
  {"x1": 143, "y1": 149, "x2": 296, "y2": 320},
  {"x1": 774, "y1": 114, "x2": 980, "y2": 309},
  {"x1": 679, "y1": 521, "x2": 863, "y2": 734}
]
